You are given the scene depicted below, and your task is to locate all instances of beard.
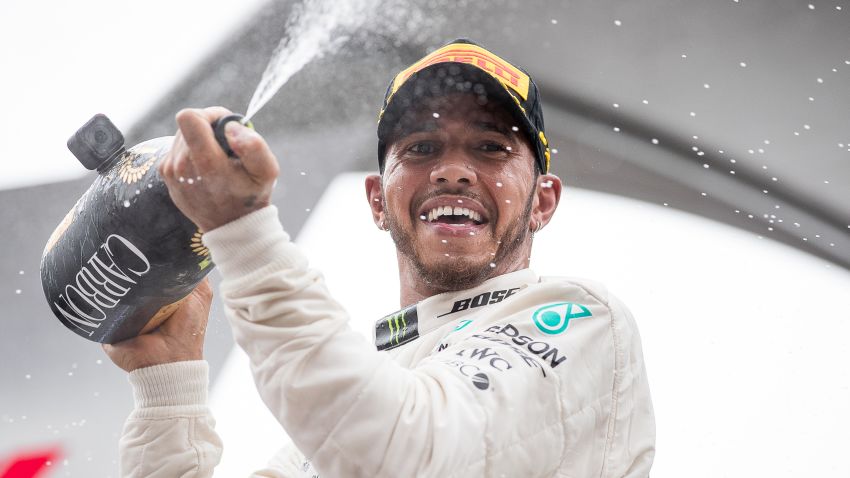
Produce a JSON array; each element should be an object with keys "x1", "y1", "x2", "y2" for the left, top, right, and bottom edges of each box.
[{"x1": 384, "y1": 192, "x2": 534, "y2": 292}]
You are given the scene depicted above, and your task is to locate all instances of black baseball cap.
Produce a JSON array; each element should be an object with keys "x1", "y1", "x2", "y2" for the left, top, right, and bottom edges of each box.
[{"x1": 377, "y1": 39, "x2": 550, "y2": 174}]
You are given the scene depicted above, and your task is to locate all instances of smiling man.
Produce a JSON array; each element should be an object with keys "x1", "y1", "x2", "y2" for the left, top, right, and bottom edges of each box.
[{"x1": 105, "y1": 39, "x2": 655, "y2": 477}]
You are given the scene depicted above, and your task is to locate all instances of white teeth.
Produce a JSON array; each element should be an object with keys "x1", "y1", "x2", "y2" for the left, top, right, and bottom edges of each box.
[{"x1": 425, "y1": 205, "x2": 483, "y2": 223}]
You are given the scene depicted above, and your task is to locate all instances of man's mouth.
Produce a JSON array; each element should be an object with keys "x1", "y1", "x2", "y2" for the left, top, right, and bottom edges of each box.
[
  {"x1": 424, "y1": 205, "x2": 484, "y2": 226},
  {"x1": 417, "y1": 198, "x2": 490, "y2": 236}
]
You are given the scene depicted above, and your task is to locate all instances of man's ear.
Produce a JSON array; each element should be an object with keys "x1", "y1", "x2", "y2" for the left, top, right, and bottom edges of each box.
[
  {"x1": 365, "y1": 174, "x2": 386, "y2": 230},
  {"x1": 531, "y1": 174, "x2": 562, "y2": 233}
]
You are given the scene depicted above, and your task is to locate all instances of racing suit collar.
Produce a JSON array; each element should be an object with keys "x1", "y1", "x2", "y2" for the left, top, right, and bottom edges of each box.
[{"x1": 374, "y1": 269, "x2": 539, "y2": 350}]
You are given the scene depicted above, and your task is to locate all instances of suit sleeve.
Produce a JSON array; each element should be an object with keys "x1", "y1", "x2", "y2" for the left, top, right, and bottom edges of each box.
[
  {"x1": 119, "y1": 361, "x2": 223, "y2": 478},
  {"x1": 202, "y1": 206, "x2": 625, "y2": 478}
]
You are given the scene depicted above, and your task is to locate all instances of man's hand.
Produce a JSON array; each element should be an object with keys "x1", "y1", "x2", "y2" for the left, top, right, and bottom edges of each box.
[
  {"x1": 102, "y1": 279, "x2": 213, "y2": 372},
  {"x1": 158, "y1": 107, "x2": 280, "y2": 232}
]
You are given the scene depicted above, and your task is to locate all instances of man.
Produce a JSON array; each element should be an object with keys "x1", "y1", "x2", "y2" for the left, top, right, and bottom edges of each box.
[{"x1": 105, "y1": 39, "x2": 655, "y2": 477}]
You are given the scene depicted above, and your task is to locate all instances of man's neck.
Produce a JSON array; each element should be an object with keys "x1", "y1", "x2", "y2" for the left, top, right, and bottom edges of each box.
[{"x1": 396, "y1": 246, "x2": 533, "y2": 309}]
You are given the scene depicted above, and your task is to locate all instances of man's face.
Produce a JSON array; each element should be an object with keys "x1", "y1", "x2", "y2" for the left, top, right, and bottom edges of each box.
[{"x1": 377, "y1": 92, "x2": 539, "y2": 291}]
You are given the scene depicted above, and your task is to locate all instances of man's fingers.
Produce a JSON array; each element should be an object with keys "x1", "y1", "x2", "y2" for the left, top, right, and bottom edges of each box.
[
  {"x1": 175, "y1": 107, "x2": 232, "y2": 170},
  {"x1": 224, "y1": 121, "x2": 280, "y2": 182},
  {"x1": 158, "y1": 279, "x2": 214, "y2": 337}
]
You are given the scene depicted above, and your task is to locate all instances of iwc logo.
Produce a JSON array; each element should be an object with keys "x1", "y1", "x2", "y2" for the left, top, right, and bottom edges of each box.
[{"x1": 532, "y1": 302, "x2": 592, "y2": 335}]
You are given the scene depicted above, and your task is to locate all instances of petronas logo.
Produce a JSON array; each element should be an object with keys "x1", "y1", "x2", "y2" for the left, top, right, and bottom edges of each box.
[{"x1": 532, "y1": 302, "x2": 592, "y2": 335}]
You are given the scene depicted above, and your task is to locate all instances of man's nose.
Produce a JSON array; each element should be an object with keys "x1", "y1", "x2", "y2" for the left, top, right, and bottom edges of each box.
[{"x1": 430, "y1": 152, "x2": 478, "y2": 186}]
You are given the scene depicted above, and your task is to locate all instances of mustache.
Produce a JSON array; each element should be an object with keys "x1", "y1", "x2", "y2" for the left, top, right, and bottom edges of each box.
[{"x1": 413, "y1": 188, "x2": 492, "y2": 217}]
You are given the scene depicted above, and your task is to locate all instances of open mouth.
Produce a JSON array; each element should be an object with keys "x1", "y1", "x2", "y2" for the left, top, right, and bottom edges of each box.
[
  {"x1": 424, "y1": 205, "x2": 485, "y2": 226},
  {"x1": 417, "y1": 198, "x2": 490, "y2": 236}
]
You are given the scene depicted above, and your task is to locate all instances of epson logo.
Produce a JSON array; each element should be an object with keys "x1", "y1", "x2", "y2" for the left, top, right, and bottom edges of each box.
[{"x1": 437, "y1": 287, "x2": 521, "y2": 318}]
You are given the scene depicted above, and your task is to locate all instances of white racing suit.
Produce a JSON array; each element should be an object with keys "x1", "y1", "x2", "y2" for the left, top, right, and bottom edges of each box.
[{"x1": 119, "y1": 206, "x2": 655, "y2": 477}]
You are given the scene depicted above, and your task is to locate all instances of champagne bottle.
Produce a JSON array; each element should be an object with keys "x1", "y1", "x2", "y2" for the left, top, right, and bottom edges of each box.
[{"x1": 40, "y1": 114, "x2": 215, "y2": 343}]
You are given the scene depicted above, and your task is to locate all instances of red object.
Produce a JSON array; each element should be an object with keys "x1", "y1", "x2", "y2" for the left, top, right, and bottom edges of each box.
[{"x1": 0, "y1": 447, "x2": 60, "y2": 478}]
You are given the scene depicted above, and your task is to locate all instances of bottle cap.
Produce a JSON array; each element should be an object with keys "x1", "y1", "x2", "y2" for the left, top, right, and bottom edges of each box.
[{"x1": 67, "y1": 114, "x2": 125, "y2": 171}]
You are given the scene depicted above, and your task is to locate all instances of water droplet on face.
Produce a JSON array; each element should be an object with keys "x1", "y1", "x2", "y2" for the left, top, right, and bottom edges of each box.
[
  {"x1": 67, "y1": 372, "x2": 73, "y2": 377},
  {"x1": 681, "y1": 54, "x2": 688, "y2": 59},
  {"x1": 739, "y1": 61, "x2": 747, "y2": 67},
  {"x1": 730, "y1": 170, "x2": 736, "y2": 174},
  {"x1": 613, "y1": 103, "x2": 620, "y2": 108},
  {"x1": 505, "y1": 199, "x2": 511, "y2": 204},
  {"x1": 123, "y1": 200, "x2": 131, "y2": 208},
  {"x1": 96, "y1": 359, "x2": 102, "y2": 365},
  {"x1": 703, "y1": 164, "x2": 710, "y2": 168},
  {"x1": 187, "y1": 178, "x2": 194, "y2": 185},
  {"x1": 808, "y1": 96, "x2": 815, "y2": 101},
  {"x1": 663, "y1": 202, "x2": 669, "y2": 206},
  {"x1": 700, "y1": 192, "x2": 707, "y2": 197},
  {"x1": 444, "y1": 253, "x2": 450, "y2": 257},
  {"x1": 15, "y1": 289, "x2": 21, "y2": 294},
  {"x1": 420, "y1": 215, "x2": 427, "y2": 220},
  {"x1": 506, "y1": 146, "x2": 512, "y2": 151},
  {"x1": 772, "y1": 177, "x2": 778, "y2": 181},
  {"x1": 25, "y1": 374, "x2": 31, "y2": 379},
  {"x1": 489, "y1": 262, "x2": 496, "y2": 268},
  {"x1": 804, "y1": 124, "x2": 811, "y2": 130},
  {"x1": 703, "y1": 83, "x2": 710, "y2": 89},
  {"x1": 457, "y1": 199, "x2": 463, "y2": 203},
  {"x1": 613, "y1": 127, "x2": 620, "y2": 132},
  {"x1": 641, "y1": 99, "x2": 649, "y2": 105},
  {"x1": 300, "y1": 171, "x2": 306, "y2": 176},
  {"x1": 551, "y1": 19, "x2": 558, "y2": 24},
  {"x1": 614, "y1": 19, "x2": 622, "y2": 26},
  {"x1": 824, "y1": 180, "x2": 830, "y2": 184},
  {"x1": 552, "y1": 148, "x2": 558, "y2": 154},
  {"x1": 432, "y1": 112, "x2": 440, "y2": 118},
  {"x1": 305, "y1": 208, "x2": 311, "y2": 212},
  {"x1": 178, "y1": 177, "x2": 185, "y2": 183},
  {"x1": 469, "y1": 232, "x2": 475, "y2": 236},
  {"x1": 511, "y1": 126, "x2": 519, "y2": 132},
  {"x1": 690, "y1": 112, "x2": 696, "y2": 117},
  {"x1": 196, "y1": 176, "x2": 202, "y2": 181},
  {"x1": 18, "y1": 270, "x2": 24, "y2": 275},
  {"x1": 651, "y1": 138, "x2": 659, "y2": 145},
  {"x1": 496, "y1": 182, "x2": 503, "y2": 187},
  {"x1": 808, "y1": 4, "x2": 815, "y2": 9},
  {"x1": 441, "y1": 239, "x2": 448, "y2": 243}
]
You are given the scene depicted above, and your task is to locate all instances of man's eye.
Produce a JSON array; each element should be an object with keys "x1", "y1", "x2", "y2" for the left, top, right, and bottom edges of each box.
[
  {"x1": 479, "y1": 142, "x2": 508, "y2": 153},
  {"x1": 408, "y1": 142, "x2": 438, "y2": 154}
]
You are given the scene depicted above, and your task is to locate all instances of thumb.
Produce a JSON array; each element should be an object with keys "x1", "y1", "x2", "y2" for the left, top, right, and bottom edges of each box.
[{"x1": 224, "y1": 122, "x2": 279, "y2": 182}]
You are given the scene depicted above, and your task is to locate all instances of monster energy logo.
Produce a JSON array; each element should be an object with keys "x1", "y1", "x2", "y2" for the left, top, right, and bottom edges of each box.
[{"x1": 375, "y1": 305, "x2": 420, "y2": 351}]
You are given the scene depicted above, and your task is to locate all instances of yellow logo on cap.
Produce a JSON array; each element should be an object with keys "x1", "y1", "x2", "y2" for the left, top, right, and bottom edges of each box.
[{"x1": 390, "y1": 43, "x2": 531, "y2": 101}]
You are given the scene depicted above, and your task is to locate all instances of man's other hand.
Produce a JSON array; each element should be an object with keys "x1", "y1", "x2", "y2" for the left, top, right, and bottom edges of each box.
[
  {"x1": 102, "y1": 279, "x2": 213, "y2": 372},
  {"x1": 158, "y1": 106, "x2": 280, "y2": 232}
]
